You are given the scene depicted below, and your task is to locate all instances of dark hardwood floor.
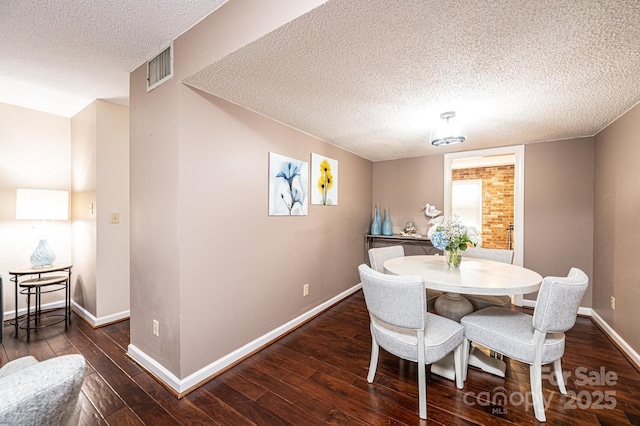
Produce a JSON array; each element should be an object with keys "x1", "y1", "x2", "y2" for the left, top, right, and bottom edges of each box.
[{"x1": 2, "y1": 291, "x2": 640, "y2": 425}]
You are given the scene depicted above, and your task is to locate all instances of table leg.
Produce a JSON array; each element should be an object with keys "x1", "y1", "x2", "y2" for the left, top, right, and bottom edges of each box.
[
  {"x1": 13, "y1": 276, "x2": 18, "y2": 336},
  {"x1": 26, "y1": 287, "x2": 31, "y2": 338},
  {"x1": 67, "y1": 271, "x2": 72, "y2": 325}
]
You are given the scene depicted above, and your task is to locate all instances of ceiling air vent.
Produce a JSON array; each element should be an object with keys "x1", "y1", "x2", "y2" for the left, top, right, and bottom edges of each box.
[{"x1": 147, "y1": 43, "x2": 173, "y2": 92}]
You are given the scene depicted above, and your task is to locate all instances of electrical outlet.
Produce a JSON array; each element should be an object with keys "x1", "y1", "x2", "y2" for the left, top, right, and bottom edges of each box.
[
  {"x1": 303, "y1": 283, "x2": 309, "y2": 297},
  {"x1": 153, "y1": 320, "x2": 159, "y2": 336},
  {"x1": 611, "y1": 296, "x2": 616, "y2": 310}
]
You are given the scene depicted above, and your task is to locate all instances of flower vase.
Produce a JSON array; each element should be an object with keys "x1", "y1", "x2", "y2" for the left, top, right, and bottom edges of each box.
[
  {"x1": 382, "y1": 206, "x2": 393, "y2": 236},
  {"x1": 30, "y1": 239, "x2": 56, "y2": 267},
  {"x1": 445, "y1": 248, "x2": 462, "y2": 268},
  {"x1": 371, "y1": 205, "x2": 382, "y2": 235}
]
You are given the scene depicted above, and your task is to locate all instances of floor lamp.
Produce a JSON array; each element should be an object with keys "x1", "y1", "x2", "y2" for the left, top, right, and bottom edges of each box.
[{"x1": 16, "y1": 189, "x2": 69, "y2": 268}]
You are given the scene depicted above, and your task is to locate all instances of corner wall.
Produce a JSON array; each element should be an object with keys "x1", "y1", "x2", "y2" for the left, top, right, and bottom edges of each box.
[
  {"x1": 0, "y1": 102, "x2": 71, "y2": 319},
  {"x1": 523, "y1": 138, "x2": 594, "y2": 306},
  {"x1": 129, "y1": 0, "x2": 369, "y2": 382},
  {"x1": 71, "y1": 100, "x2": 130, "y2": 324},
  {"x1": 593, "y1": 104, "x2": 640, "y2": 355}
]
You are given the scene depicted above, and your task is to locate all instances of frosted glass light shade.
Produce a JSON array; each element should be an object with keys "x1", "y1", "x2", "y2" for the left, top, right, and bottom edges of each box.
[
  {"x1": 430, "y1": 111, "x2": 467, "y2": 146},
  {"x1": 16, "y1": 189, "x2": 69, "y2": 220}
]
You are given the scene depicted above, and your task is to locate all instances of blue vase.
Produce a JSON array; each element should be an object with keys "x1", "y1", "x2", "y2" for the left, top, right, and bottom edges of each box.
[
  {"x1": 371, "y1": 205, "x2": 382, "y2": 235},
  {"x1": 382, "y1": 207, "x2": 393, "y2": 236}
]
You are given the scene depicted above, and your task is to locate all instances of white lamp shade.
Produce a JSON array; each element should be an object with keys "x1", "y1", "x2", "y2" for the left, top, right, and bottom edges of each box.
[{"x1": 16, "y1": 189, "x2": 69, "y2": 220}]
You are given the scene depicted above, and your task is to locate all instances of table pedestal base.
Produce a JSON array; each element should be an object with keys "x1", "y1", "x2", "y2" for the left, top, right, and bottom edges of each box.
[
  {"x1": 468, "y1": 346, "x2": 506, "y2": 377},
  {"x1": 431, "y1": 345, "x2": 506, "y2": 381},
  {"x1": 434, "y1": 293, "x2": 474, "y2": 322}
]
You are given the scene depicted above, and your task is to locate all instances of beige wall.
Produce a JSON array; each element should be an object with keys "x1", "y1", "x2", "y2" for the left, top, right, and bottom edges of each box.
[
  {"x1": 372, "y1": 139, "x2": 594, "y2": 308},
  {"x1": 71, "y1": 100, "x2": 130, "y2": 321},
  {"x1": 129, "y1": 0, "x2": 364, "y2": 379},
  {"x1": 71, "y1": 103, "x2": 98, "y2": 314},
  {"x1": 523, "y1": 138, "x2": 594, "y2": 306},
  {"x1": 95, "y1": 101, "x2": 130, "y2": 318},
  {"x1": 593, "y1": 104, "x2": 640, "y2": 353},
  {"x1": 0, "y1": 102, "x2": 71, "y2": 318},
  {"x1": 372, "y1": 155, "x2": 445, "y2": 236}
]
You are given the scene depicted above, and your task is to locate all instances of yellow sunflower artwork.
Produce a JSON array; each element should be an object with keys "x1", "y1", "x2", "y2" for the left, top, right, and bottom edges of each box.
[{"x1": 311, "y1": 153, "x2": 338, "y2": 205}]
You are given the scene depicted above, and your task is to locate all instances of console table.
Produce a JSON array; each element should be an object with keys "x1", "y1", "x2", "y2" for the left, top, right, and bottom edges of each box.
[
  {"x1": 9, "y1": 264, "x2": 72, "y2": 338},
  {"x1": 364, "y1": 234, "x2": 439, "y2": 264}
]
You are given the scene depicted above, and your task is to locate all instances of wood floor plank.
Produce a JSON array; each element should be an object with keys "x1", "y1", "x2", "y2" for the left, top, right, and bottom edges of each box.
[
  {"x1": 185, "y1": 386, "x2": 250, "y2": 426},
  {"x1": 104, "y1": 407, "x2": 145, "y2": 425},
  {"x1": 77, "y1": 390, "x2": 108, "y2": 425},
  {"x1": 132, "y1": 370, "x2": 215, "y2": 425},
  {"x1": 2, "y1": 292, "x2": 640, "y2": 425}
]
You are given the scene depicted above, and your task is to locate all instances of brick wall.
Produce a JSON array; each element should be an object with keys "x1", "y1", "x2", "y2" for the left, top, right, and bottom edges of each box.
[{"x1": 452, "y1": 165, "x2": 514, "y2": 249}]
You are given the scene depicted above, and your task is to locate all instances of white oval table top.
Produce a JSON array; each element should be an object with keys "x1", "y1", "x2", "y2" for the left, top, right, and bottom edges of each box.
[{"x1": 383, "y1": 255, "x2": 542, "y2": 295}]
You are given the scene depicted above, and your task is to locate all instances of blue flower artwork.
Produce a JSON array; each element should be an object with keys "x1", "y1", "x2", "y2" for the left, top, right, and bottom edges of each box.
[{"x1": 269, "y1": 152, "x2": 308, "y2": 216}]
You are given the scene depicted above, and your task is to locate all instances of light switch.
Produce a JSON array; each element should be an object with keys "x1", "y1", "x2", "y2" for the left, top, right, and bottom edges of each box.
[{"x1": 110, "y1": 212, "x2": 120, "y2": 224}]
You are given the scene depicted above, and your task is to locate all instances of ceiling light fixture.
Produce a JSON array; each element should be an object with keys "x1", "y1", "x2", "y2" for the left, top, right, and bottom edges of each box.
[{"x1": 430, "y1": 111, "x2": 466, "y2": 146}]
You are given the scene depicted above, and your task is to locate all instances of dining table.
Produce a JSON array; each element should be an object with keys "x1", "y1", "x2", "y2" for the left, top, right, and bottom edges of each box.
[{"x1": 383, "y1": 254, "x2": 543, "y2": 379}]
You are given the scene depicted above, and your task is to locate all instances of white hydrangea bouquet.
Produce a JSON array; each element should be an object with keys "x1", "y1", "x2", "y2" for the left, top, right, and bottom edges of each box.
[{"x1": 427, "y1": 214, "x2": 481, "y2": 267}]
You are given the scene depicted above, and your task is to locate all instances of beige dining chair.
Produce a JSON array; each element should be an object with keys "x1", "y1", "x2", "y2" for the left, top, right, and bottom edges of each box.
[
  {"x1": 462, "y1": 247, "x2": 514, "y2": 310},
  {"x1": 461, "y1": 267, "x2": 588, "y2": 422},
  {"x1": 368, "y1": 246, "x2": 442, "y2": 312},
  {"x1": 358, "y1": 264, "x2": 465, "y2": 420}
]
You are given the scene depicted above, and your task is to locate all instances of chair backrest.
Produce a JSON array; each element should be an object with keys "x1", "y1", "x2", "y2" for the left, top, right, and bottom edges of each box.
[
  {"x1": 368, "y1": 245, "x2": 405, "y2": 272},
  {"x1": 463, "y1": 247, "x2": 514, "y2": 264},
  {"x1": 358, "y1": 264, "x2": 425, "y2": 330},
  {"x1": 533, "y1": 267, "x2": 589, "y2": 333}
]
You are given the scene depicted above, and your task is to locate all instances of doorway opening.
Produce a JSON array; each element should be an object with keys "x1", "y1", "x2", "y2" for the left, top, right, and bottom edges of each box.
[
  {"x1": 444, "y1": 145, "x2": 524, "y2": 304},
  {"x1": 444, "y1": 146, "x2": 525, "y2": 304},
  {"x1": 451, "y1": 155, "x2": 514, "y2": 250}
]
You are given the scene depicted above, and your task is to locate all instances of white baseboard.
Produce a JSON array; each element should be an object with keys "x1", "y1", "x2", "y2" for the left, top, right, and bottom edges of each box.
[
  {"x1": 3, "y1": 300, "x2": 67, "y2": 322},
  {"x1": 2, "y1": 299, "x2": 129, "y2": 328},
  {"x1": 127, "y1": 283, "x2": 363, "y2": 395},
  {"x1": 590, "y1": 309, "x2": 640, "y2": 368},
  {"x1": 71, "y1": 301, "x2": 130, "y2": 327}
]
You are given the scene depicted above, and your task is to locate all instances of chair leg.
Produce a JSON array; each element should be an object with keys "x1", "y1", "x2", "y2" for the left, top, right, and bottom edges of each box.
[
  {"x1": 554, "y1": 358, "x2": 567, "y2": 394},
  {"x1": 530, "y1": 362, "x2": 546, "y2": 422},
  {"x1": 453, "y1": 343, "x2": 464, "y2": 389},
  {"x1": 367, "y1": 326, "x2": 379, "y2": 383},
  {"x1": 531, "y1": 330, "x2": 547, "y2": 422},
  {"x1": 417, "y1": 332, "x2": 427, "y2": 419},
  {"x1": 462, "y1": 339, "x2": 470, "y2": 382}
]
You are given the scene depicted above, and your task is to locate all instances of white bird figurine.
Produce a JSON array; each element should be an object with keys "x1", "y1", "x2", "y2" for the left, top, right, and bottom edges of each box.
[{"x1": 422, "y1": 203, "x2": 441, "y2": 218}]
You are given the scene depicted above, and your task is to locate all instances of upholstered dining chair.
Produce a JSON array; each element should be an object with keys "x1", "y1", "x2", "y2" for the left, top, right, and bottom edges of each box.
[
  {"x1": 462, "y1": 247, "x2": 514, "y2": 310},
  {"x1": 358, "y1": 264, "x2": 465, "y2": 420},
  {"x1": 460, "y1": 267, "x2": 588, "y2": 422},
  {"x1": 368, "y1": 246, "x2": 442, "y2": 312},
  {"x1": 0, "y1": 354, "x2": 86, "y2": 425}
]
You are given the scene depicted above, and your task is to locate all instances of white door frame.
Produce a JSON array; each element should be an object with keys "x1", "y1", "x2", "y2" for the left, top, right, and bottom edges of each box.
[{"x1": 444, "y1": 145, "x2": 525, "y2": 305}]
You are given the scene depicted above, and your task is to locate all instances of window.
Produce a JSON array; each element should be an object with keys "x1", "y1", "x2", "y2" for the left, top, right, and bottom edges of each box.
[{"x1": 452, "y1": 179, "x2": 482, "y2": 231}]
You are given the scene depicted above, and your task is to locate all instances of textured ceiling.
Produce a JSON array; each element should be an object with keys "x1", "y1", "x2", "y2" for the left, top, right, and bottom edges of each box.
[
  {"x1": 184, "y1": 0, "x2": 640, "y2": 161},
  {"x1": 0, "y1": 0, "x2": 227, "y2": 117}
]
